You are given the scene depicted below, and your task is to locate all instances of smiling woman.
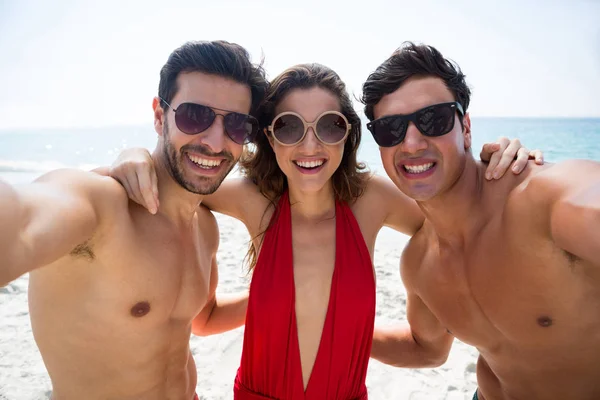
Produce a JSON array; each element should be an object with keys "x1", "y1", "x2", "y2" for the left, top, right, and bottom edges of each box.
[
  {"x1": 239, "y1": 64, "x2": 369, "y2": 271},
  {"x1": 229, "y1": 64, "x2": 377, "y2": 398}
]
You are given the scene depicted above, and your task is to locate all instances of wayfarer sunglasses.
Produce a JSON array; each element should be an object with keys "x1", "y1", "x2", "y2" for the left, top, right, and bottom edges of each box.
[{"x1": 366, "y1": 102, "x2": 464, "y2": 147}]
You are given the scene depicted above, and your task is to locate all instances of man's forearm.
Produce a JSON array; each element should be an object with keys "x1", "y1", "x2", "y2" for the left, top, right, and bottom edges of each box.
[
  {"x1": 193, "y1": 291, "x2": 249, "y2": 336},
  {"x1": 371, "y1": 323, "x2": 450, "y2": 368}
]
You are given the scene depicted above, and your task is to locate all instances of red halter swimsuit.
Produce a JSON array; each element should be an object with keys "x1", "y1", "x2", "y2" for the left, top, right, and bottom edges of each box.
[{"x1": 234, "y1": 191, "x2": 376, "y2": 399}]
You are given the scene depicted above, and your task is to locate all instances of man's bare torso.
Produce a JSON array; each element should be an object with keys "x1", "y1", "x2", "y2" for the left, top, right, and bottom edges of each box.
[
  {"x1": 28, "y1": 182, "x2": 216, "y2": 400},
  {"x1": 402, "y1": 162, "x2": 600, "y2": 400}
]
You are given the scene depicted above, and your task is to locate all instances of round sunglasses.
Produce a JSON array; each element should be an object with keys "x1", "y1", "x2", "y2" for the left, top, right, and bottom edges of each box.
[
  {"x1": 366, "y1": 102, "x2": 464, "y2": 147},
  {"x1": 160, "y1": 98, "x2": 259, "y2": 145},
  {"x1": 267, "y1": 111, "x2": 351, "y2": 146}
]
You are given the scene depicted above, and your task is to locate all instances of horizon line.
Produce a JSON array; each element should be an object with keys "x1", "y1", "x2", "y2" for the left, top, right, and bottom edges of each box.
[{"x1": 1, "y1": 116, "x2": 600, "y2": 132}]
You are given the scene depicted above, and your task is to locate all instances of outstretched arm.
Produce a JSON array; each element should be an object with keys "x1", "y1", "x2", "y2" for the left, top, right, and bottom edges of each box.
[
  {"x1": 371, "y1": 290, "x2": 453, "y2": 368},
  {"x1": 0, "y1": 170, "x2": 119, "y2": 286},
  {"x1": 550, "y1": 161, "x2": 600, "y2": 265}
]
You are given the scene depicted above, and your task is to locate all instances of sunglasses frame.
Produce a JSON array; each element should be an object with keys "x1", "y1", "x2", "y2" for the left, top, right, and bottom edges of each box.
[
  {"x1": 267, "y1": 111, "x2": 352, "y2": 146},
  {"x1": 159, "y1": 97, "x2": 259, "y2": 145},
  {"x1": 366, "y1": 101, "x2": 464, "y2": 147}
]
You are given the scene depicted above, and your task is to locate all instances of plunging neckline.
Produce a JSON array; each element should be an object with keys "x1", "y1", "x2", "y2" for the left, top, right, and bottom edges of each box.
[{"x1": 289, "y1": 199, "x2": 340, "y2": 394}]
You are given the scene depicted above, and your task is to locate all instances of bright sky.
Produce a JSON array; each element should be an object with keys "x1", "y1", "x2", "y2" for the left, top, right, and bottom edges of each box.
[{"x1": 1, "y1": 0, "x2": 598, "y2": 129}]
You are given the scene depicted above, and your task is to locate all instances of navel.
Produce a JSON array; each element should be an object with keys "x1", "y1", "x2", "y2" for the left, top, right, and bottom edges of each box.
[
  {"x1": 130, "y1": 301, "x2": 151, "y2": 317},
  {"x1": 537, "y1": 316, "x2": 553, "y2": 327}
]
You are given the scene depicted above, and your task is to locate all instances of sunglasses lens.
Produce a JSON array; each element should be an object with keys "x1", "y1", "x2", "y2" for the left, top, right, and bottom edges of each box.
[
  {"x1": 316, "y1": 113, "x2": 348, "y2": 144},
  {"x1": 369, "y1": 116, "x2": 408, "y2": 147},
  {"x1": 417, "y1": 104, "x2": 455, "y2": 137},
  {"x1": 174, "y1": 103, "x2": 214, "y2": 134},
  {"x1": 272, "y1": 114, "x2": 305, "y2": 145},
  {"x1": 224, "y1": 113, "x2": 258, "y2": 144}
]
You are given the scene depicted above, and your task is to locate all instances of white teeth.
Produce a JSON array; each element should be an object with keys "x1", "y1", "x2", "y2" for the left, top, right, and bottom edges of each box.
[
  {"x1": 188, "y1": 154, "x2": 222, "y2": 168},
  {"x1": 404, "y1": 163, "x2": 434, "y2": 174},
  {"x1": 295, "y1": 159, "x2": 324, "y2": 169}
]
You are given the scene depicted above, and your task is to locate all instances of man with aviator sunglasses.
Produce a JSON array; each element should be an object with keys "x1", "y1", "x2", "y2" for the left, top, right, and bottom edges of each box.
[
  {"x1": 160, "y1": 97, "x2": 259, "y2": 145},
  {"x1": 0, "y1": 40, "x2": 267, "y2": 400},
  {"x1": 363, "y1": 42, "x2": 600, "y2": 400}
]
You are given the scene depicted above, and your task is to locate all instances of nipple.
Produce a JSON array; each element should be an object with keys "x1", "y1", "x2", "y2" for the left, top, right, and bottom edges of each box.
[
  {"x1": 130, "y1": 301, "x2": 151, "y2": 317},
  {"x1": 537, "y1": 316, "x2": 553, "y2": 327}
]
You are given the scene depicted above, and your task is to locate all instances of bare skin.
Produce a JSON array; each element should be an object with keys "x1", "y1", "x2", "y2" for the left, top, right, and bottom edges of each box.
[
  {"x1": 0, "y1": 72, "x2": 251, "y2": 400},
  {"x1": 371, "y1": 76, "x2": 600, "y2": 400},
  {"x1": 108, "y1": 87, "x2": 540, "y2": 389}
]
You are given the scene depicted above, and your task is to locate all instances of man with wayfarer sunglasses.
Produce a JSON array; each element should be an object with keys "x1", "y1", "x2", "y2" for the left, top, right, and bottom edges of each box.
[
  {"x1": 0, "y1": 40, "x2": 267, "y2": 400},
  {"x1": 363, "y1": 42, "x2": 600, "y2": 400}
]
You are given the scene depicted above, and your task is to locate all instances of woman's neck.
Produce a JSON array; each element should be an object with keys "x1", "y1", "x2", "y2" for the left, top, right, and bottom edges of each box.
[{"x1": 287, "y1": 182, "x2": 336, "y2": 222}]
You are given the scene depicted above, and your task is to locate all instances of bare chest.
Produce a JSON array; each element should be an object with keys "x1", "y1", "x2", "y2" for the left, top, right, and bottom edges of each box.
[
  {"x1": 291, "y1": 219, "x2": 336, "y2": 323},
  {"x1": 407, "y1": 225, "x2": 600, "y2": 351},
  {"x1": 32, "y1": 215, "x2": 213, "y2": 328},
  {"x1": 104, "y1": 218, "x2": 213, "y2": 323}
]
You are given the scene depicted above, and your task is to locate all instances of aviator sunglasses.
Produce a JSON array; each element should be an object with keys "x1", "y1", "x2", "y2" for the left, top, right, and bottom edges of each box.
[
  {"x1": 267, "y1": 111, "x2": 351, "y2": 146},
  {"x1": 366, "y1": 102, "x2": 464, "y2": 147},
  {"x1": 160, "y1": 98, "x2": 259, "y2": 145}
]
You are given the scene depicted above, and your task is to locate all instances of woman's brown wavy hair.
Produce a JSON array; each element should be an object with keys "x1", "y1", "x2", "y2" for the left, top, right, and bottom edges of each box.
[{"x1": 239, "y1": 63, "x2": 370, "y2": 271}]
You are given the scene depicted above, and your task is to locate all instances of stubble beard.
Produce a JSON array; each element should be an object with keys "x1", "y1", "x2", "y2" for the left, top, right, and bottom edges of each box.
[{"x1": 162, "y1": 120, "x2": 237, "y2": 195}]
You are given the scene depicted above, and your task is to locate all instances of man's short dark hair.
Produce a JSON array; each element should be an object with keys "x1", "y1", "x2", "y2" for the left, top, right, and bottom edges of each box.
[
  {"x1": 362, "y1": 42, "x2": 471, "y2": 121},
  {"x1": 158, "y1": 40, "x2": 268, "y2": 116}
]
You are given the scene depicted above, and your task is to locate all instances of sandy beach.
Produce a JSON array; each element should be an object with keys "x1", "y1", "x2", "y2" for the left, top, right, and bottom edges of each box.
[{"x1": 0, "y1": 212, "x2": 478, "y2": 400}]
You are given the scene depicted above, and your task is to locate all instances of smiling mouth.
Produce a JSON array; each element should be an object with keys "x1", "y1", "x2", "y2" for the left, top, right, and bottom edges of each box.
[
  {"x1": 187, "y1": 153, "x2": 223, "y2": 169},
  {"x1": 294, "y1": 159, "x2": 325, "y2": 170},
  {"x1": 403, "y1": 162, "x2": 435, "y2": 174}
]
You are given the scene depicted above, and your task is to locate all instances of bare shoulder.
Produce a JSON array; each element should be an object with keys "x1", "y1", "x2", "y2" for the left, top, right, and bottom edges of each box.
[
  {"x1": 35, "y1": 168, "x2": 129, "y2": 211},
  {"x1": 204, "y1": 177, "x2": 270, "y2": 226},
  {"x1": 225, "y1": 177, "x2": 273, "y2": 234},
  {"x1": 353, "y1": 174, "x2": 386, "y2": 210},
  {"x1": 531, "y1": 159, "x2": 600, "y2": 188},
  {"x1": 362, "y1": 174, "x2": 397, "y2": 195},
  {"x1": 355, "y1": 174, "x2": 414, "y2": 213},
  {"x1": 512, "y1": 160, "x2": 600, "y2": 206},
  {"x1": 501, "y1": 160, "x2": 600, "y2": 237},
  {"x1": 354, "y1": 174, "x2": 424, "y2": 236},
  {"x1": 37, "y1": 167, "x2": 124, "y2": 191}
]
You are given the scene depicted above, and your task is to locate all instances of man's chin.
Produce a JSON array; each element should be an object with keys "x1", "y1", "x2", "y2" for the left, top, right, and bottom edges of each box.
[
  {"x1": 408, "y1": 189, "x2": 439, "y2": 202},
  {"x1": 184, "y1": 175, "x2": 228, "y2": 195},
  {"x1": 394, "y1": 182, "x2": 439, "y2": 202},
  {"x1": 176, "y1": 162, "x2": 235, "y2": 195}
]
